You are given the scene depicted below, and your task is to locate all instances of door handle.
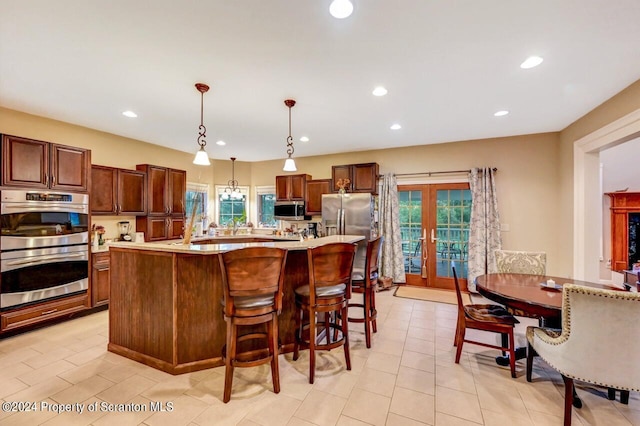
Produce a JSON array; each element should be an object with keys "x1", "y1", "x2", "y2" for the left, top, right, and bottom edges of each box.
[{"x1": 431, "y1": 229, "x2": 438, "y2": 244}]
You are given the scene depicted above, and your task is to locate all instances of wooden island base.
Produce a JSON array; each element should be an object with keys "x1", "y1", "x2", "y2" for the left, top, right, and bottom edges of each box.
[{"x1": 108, "y1": 236, "x2": 363, "y2": 374}]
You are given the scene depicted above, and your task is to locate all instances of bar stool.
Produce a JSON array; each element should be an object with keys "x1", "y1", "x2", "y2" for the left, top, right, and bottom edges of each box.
[
  {"x1": 293, "y1": 242, "x2": 356, "y2": 384},
  {"x1": 218, "y1": 246, "x2": 288, "y2": 403},
  {"x1": 348, "y1": 236, "x2": 383, "y2": 348}
]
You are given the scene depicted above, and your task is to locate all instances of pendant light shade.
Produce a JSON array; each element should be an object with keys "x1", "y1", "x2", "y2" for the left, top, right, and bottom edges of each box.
[
  {"x1": 193, "y1": 83, "x2": 211, "y2": 166},
  {"x1": 283, "y1": 99, "x2": 297, "y2": 172}
]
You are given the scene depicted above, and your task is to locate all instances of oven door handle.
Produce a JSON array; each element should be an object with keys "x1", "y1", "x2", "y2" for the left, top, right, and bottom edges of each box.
[
  {"x1": 2, "y1": 204, "x2": 89, "y2": 213},
  {"x1": 5, "y1": 252, "x2": 87, "y2": 267}
]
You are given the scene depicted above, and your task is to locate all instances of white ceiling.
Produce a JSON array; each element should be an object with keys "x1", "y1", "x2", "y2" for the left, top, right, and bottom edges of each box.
[{"x1": 2, "y1": 1, "x2": 640, "y2": 163}]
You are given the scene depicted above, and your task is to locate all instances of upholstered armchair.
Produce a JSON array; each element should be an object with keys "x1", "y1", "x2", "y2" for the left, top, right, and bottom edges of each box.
[
  {"x1": 526, "y1": 284, "x2": 640, "y2": 425},
  {"x1": 495, "y1": 249, "x2": 546, "y2": 275}
]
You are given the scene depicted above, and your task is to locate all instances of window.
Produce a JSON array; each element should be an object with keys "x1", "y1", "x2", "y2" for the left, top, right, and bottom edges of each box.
[
  {"x1": 186, "y1": 183, "x2": 209, "y2": 224},
  {"x1": 256, "y1": 186, "x2": 276, "y2": 228},
  {"x1": 216, "y1": 185, "x2": 249, "y2": 227}
]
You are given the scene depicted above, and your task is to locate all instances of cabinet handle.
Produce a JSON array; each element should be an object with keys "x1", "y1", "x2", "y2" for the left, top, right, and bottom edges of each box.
[
  {"x1": 45, "y1": 173, "x2": 48, "y2": 185},
  {"x1": 52, "y1": 175, "x2": 56, "y2": 185},
  {"x1": 41, "y1": 309, "x2": 58, "y2": 316}
]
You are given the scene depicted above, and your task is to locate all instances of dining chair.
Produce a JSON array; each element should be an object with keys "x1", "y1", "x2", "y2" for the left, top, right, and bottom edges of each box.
[
  {"x1": 526, "y1": 284, "x2": 640, "y2": 425},
  {"x1": 293, "y1": 242, "x2": 356, "y2": 384},
  {"x1": 494, "y1": 249, "x2": 546, "y2": 275},
  {"x1": 452, "y1": 264, "x2": 519, "y2": 378},
  {"x1": 348, "y1": 236, "x2": 384, "y2": 348},
  {"x1": 218, "y1": 246, "x2": 288, "y2": 403}
]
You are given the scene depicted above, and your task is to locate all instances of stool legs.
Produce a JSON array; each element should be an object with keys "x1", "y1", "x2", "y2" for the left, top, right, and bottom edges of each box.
[{"x1": 223, "y1": 320, "x2": 237, "y2": 403}]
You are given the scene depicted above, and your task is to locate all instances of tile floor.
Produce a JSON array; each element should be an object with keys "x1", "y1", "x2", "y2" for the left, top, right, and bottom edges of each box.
[{"x1": 0, "y1": 289, "x2": 637, "y2": 426}]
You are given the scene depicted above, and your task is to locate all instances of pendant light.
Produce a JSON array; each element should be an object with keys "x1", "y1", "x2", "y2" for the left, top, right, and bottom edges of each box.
[
  {"x1": 222, "y1": 157, "x2": 244, "y2": 200},
  {"x1": 193, "y1": 83, "x2": 211, "y2": 166},
  {"x1": 283, "y1": 99, "x2": 297, "y2": 172}
]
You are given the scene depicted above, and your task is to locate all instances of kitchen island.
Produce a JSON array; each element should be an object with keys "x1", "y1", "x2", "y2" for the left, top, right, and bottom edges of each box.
[{"x1": 107, "y1": 235, "x2": 364, "y2": 374}]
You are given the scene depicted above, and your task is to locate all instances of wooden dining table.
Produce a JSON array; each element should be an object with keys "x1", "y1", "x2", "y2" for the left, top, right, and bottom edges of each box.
[
  {"x1": 475, "y1": 272, "x2": 628, "y2": 406},
  {"x1": 474, "y1": 272, "x2": 617, "y2": 326}
]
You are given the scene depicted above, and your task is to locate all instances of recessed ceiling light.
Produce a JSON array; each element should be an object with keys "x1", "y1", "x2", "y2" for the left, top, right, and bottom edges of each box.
[
  {"x1": 390, "y1": 123, "x2": 402, "y2": 130},
  {"x1": 329, "y1": 0, "x2": 354, "y2": 19},
  {"x1": 520, "y1": 56, "x2": 543, "y2": 69},
  {"x1": 216, "y1": 140, "x2": 226, "y2": 146},
  {"x1": 494, "y1": 110, "x2": 509, "y2": 117},
  {"x1": 300, "y1": 136, "x2": 309, "y2": 142},
  {"x1": 372, "y1": 86, "x2": 388, "y2": 96},
  {"x1": 122, "y1": 110, "x2": 137, "y2": 118}
]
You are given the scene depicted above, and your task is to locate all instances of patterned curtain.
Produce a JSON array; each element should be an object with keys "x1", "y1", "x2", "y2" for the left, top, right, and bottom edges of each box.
[
  {"x1": 467, "y1": 167, "x2": 501, "y2": 292},
  {"x1": 379, "y1": 173, "x2": 406, "y2": 283}
]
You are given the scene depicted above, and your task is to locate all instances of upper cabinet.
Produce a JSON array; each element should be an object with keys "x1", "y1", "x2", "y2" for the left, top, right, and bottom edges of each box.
[
  {"x1": 91, "y1": 165, "x2": 147, "y2": 215},
  {"x1": 136, "y1": 165, "x2": 186, "y2": 241},
  {"x1": 1, "y1": 134, "x2": 90, "y2": 192},
  {"x1": 331, "y1": 162, "x2": 379, "y2": 194},
  {"x1": 305, "y1": 179, "x2": 332, "y2": 216},
  {"x1": 276, "y1": 174, "x2": 310, "y2": 201},
  {"x1": 137, "y1": 165, "x2": 186, "y2": 216}
]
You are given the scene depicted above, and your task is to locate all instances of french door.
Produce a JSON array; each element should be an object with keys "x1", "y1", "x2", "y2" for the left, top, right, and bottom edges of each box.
[{"x1": 399, "y1": 183, "x2": 471, "y2": 289}]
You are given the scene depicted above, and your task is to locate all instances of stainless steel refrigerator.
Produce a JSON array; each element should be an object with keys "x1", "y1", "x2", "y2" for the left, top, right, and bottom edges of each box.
[{"x1": 322, "y1": 193, "x2": 377, "y2": 271}]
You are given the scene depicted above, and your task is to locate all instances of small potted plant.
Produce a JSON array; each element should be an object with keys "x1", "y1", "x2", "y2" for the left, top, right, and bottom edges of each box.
[
  {"x1": 246, "y1": 221, "x2": 254, "y2": 234},
  {"x1": 92, "y1": 224, "x2": 106, "y2": 246},
  {"x1": 208, "y1": 222, "x2": 218, "y2": 236}
]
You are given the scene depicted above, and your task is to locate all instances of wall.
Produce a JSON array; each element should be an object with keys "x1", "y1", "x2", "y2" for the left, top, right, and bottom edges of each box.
[
  {"x1": 558, "y1": 79, "x2": 640, "y2": 279},
  {"x1": 254, "y1": 133, "x2": 563, "y2": 273}
]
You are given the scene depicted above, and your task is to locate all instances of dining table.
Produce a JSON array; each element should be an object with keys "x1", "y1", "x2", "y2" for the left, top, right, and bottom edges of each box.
[{"x1": 474, "y1": 272, "x2": 628, "y2": 407}]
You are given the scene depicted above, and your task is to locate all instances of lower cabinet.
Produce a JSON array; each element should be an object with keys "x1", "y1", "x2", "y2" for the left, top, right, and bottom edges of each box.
[
  {"x1": 91, "y1": 251, "x2": 110, "y2": 307},
  {"x1": 0, "y1": 294, "x2": 88, "y2": 333},
  {"x1": 137, "y1": 216, "x2": 185, "y2": 241}
]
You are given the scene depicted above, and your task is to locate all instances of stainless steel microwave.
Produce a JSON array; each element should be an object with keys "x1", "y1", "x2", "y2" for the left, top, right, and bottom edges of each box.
[{"x1": 274, "y1": 201, "x2": 307, "y2": 220}]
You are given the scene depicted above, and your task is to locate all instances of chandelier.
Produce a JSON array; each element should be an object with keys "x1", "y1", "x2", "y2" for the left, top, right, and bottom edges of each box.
[
  {"x1": 221, "y1": 157, "x2": 244, "y2": 200},
  {"x1": 283, "y1": 99, "x2": 297, "y2": 172},
  {"x1": 193, "y1": 83, "x2": 211, "y2": 166}
]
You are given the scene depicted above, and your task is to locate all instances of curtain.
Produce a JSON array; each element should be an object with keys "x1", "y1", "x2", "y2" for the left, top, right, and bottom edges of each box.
[
  {"x1": 467, "y1": 167, "x2": 501, "y2": 292},
  {"x1": 379, "y1": 173, "x2": 406, "y2": 283}
]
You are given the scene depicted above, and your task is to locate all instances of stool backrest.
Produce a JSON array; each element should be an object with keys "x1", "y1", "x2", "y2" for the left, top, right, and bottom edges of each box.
[
  {"x1": 362, "y1": 236, "x2": 384, "y2": 287},
  {"x1": 307, "y1": 242, "x2": 356, "y2": 302},
  {"x1": 219, "y1": 247, "x2": 288, "y2": 315}
]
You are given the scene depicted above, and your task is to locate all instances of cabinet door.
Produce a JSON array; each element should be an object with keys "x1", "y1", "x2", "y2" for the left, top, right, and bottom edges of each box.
[
  {"x1": 306, "y1": 179, "x2": 331, "y2": 216},
  {"x1": 276, "y1": 176, "x2": 290, "y2": 201},
  {"x1": 352, "y1": 163, "x2": 379, "y2": 194},
  {"x1": 289, "y1": 175, "x2": 307, "y2": 200},
  {"x1": 168, "y1": 169, "x2": 186, "y2": 215},
  {"x1": 118, "y1": 169, "x2": 147, "y2": 215},
  {"x1": 145, "y1": 217, "x2": 170, "y2": 241},
  {"x1": 50, "y1": 143, "x2": 90, "y2": 191},
  {"x1": 91, "y1": 252, "x2": 110, "y2": 307},
  {"x1": 331, "y1": 165, "x2": 351, "y2": 192},
  {"x1": 91, "y1": 166, "x2": 118, "y2": 215},
  {"x1": 1, "y1": 135, "x2": 49, "y2": 189},
  {"x1": 146, "y1": 165, "x2": 169, "y2": 216},
  {"x1": 168, "y1": 217, "x2": 185, "y2": 240}
]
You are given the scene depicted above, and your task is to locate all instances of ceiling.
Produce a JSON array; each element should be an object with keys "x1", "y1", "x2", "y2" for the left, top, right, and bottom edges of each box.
[{"x1": 2, "y1": 1, "x2": 640, "y2": 163}]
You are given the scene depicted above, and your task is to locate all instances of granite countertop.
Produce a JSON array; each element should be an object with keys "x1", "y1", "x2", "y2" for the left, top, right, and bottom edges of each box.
[{"x1": 108, "y1": 235, "x2": 365, "y2": 254}]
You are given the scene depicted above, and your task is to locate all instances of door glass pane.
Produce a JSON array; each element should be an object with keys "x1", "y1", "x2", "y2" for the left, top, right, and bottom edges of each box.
[
  {"x1": 399, "y1": 190, "x2": 422, "y2": 274},
  {"x1": 436, "y1": 189, "x2": 471, "y2": 278}
]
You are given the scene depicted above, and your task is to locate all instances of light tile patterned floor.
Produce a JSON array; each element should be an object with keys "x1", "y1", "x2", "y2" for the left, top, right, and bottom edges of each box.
[{"x1": 0, "y1": 289, "x2": 638, "y2": 425}]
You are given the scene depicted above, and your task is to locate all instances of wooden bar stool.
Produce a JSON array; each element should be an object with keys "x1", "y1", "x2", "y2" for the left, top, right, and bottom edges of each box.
[
  {"x1": 348, "y1": 236, "x2": 383, "y2": 348},
  {"x1": 218, "y1": 246, "x2": 288, "y2": 403},
  {"x1": 293, "y1": 242, "x2": 356, "y2": 384}
]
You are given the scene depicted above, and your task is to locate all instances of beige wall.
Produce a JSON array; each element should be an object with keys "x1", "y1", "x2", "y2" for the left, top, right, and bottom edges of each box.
[
  {"x1": 4, "y1": 74, "x2": 640, "y2": 277},
  {"x1": 557, "y1": 79, "x2": 640, "y2": 278}
]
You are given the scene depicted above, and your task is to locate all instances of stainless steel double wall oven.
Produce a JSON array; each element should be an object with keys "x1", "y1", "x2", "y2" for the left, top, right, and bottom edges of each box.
[{"x1": 1, "y1": 189, "x2": 89, "y2": 309}]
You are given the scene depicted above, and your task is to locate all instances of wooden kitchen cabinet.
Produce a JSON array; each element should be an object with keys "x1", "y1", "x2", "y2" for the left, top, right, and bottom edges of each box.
[
  {"x1": 305, "y1": 179, "x2": 332, "y2": 216},
  {"x1": 91, "y1": 251, "x2": 110, "y2": 307},
  {"x1": 276, "y1": 174, "x2": 310, "y2": 201},
  {"x1": 136, "y1": 164, "x2": 186, "y2": 241},
  {"x1": 91, "y1": 165, "x2": 147, "y2": 215},
  {"x1": 1, "y1": 134, "x2": 90, "y2": 191},
  {"x1": 606, "y1": 192, "x2": 640, "y2": 272},
  {"x1": 0, "y1": 294, "x2": 88, "y2": 334},
  {"x1": 331, "y1": 163, "x2": 379, "y2": 194}
]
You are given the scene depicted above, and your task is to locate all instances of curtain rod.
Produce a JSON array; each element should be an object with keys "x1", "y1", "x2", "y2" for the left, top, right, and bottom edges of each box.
[{"x1": 382, "y1": 167, "x2": 497, "y2": 178}]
